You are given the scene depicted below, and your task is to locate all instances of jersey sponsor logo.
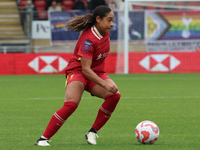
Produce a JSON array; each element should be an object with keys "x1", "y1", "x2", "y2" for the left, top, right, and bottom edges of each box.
[
  {"x1": 96, "y1": 54, "x2": 102, "y2": 60},
  {"x1": 96, "y1": 52, "x2": 109, "y2": 60},
  {"x1": 82, "y1": 40, "x2": 92, "y2": 51},
  {"x1": 103, "y1": 52, "x2": 109, "y2": 57}
]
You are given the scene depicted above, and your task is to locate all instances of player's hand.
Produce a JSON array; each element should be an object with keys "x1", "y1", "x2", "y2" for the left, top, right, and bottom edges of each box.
[{"x1": 104, "y1": 84, "x2": 118, "y2": 94}]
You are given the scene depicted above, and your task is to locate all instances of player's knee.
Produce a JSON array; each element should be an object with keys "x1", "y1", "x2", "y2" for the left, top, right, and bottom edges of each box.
[
  {"x1": 106, "y1": 93, "x2": 121, "y2": 103},
  {"x1": 113, "y1": 93, "x2": 121, "y2": 103},
  {"x1": 64, "y1": 101, "x2": 78, "y2": 110}
]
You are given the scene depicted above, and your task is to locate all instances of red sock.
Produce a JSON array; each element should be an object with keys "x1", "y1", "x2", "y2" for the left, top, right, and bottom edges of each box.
[
  {"x1": 92, "y1": 93, "x2": 121, "y2": 131},
  {"x1": 42, "y1": 101, "x2": 77, "y2": 139}
]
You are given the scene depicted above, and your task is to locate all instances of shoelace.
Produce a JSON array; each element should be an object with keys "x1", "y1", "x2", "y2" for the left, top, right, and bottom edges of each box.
[{"x1": 93, "y1": 133, "x2": 99, "y2": 138}]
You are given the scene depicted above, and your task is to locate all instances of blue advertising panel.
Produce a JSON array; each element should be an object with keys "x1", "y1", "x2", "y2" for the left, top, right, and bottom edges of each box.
[{"x1": 49, "y1": 11, "x2": 118, "y2": 42}]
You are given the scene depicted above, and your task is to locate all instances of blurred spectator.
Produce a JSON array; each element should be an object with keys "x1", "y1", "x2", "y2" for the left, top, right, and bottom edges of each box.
[
  {"x1": 46, "y1": 0, "x2": 62, "y2": 10},
  {"x1": 57, "y1": 1, "x2": 62, "y2": 8},
  {"x1": 46, "y1": 0, "x2": 53, "y2": 10},
  {"x1": 108, "y1": 1, "x2": 117, "y2": 10},
  {"x1": 48, "y1": 0, "x2": 62, "y2": 11},
  {"x1": 18, "y1": 0, "x2": 34, "y2": 5},
  {"x1": 56, "y1": 1, "x2": 66, "y2": 11},
  {"x1": 116, "y1": 0, "x2": 133, "y2": 11},
  {"x1": 61, "y1": 3, "x2": 66, "y2": 11},
  {"x1": 21, "y1": 0, "x2": 37, "y2": 34},
  {"x1": 72, "y1": 0, "x2": 86, "y2": 10},
  {"x1": 90, "y1": 0, "x2": 107, "y2": 10}
]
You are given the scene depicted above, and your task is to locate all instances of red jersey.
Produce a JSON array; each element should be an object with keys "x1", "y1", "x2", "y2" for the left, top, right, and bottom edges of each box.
[{"x1": 65, "y1": 26, "x2": 110, "y2": 74}]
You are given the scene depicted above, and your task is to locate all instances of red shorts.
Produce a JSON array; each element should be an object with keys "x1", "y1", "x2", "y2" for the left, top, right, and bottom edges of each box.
[{"x1": 65, "y1": 72, "x2": 110, "y2": 92}]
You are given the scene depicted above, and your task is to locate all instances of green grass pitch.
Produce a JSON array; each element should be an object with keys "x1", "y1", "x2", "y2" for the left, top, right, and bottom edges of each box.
[{"x1": 0, "y1": 74, "x2": 200, "y2": 150}]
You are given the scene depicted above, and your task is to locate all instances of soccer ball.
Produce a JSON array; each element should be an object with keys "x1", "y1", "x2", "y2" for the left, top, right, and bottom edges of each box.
[{"x1": 135, "y1": 120, "x2": 159, "y2": 144}]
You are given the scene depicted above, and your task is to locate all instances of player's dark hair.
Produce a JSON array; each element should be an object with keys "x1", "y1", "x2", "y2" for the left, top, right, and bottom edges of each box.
[{"x1": 64, "y1": 5, "x2": 111, "y2": 32}]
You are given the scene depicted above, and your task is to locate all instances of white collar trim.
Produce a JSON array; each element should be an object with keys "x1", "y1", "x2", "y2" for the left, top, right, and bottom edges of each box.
[{"x1": 91, "y1": 26, "x2": 103, "y2": 40}]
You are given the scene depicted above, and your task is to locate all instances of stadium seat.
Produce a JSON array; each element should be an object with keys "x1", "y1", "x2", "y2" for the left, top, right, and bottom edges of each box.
[
  {"x1": 132, "y1": 4, "x2": 144, "y2": 10},
  {"x1": 19, "y1": 0, "x2": 27, "y2": 7},
  {"x1": 36, "y1": 7, "x2": 48, "y2": 19},
  {"x1": 34, "y1": 0, "x2": 47, "y2": 9},
  {"x1": 38, "y1": 11, "x2": 48, "y2": 19},
  {"x1": 19, "y1": 0, "x2": 28, "y2": 11},
  {"x1": 36, "y1": 6, "x2": 46, "y2": 11},
  {"x1": 33, "y1": 0, "x2": 47, "y2": 19},
  {"x1": 188, "y1": 2, "x2": 200, "y2": 6},
  {"x1": 62, "y1": 0, "x2": 74, "y2": 10},
  {"x1": 176, "y1": 2, "x2": 185, "y2": 6},
  {"x1": 187, "y1": 2, "x2": 200, "y2": 10}
]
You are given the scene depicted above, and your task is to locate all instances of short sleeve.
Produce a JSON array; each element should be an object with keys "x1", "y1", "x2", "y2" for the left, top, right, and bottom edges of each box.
[{"x1": 77, "y1": 40, "x2": 94, "y2": 60}]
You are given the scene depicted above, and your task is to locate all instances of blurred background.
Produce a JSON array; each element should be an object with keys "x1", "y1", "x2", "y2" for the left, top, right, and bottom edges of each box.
[{"x1": 0, "y1": 0, "x2": 200, "y2": 74}]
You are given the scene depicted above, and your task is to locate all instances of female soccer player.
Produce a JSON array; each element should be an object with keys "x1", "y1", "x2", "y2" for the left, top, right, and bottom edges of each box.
[{"x1": 35, "y1": 5, "x2": 121, "y2": 146}]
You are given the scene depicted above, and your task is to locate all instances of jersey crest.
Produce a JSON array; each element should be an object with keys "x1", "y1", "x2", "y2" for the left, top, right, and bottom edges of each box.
[{"x1": 82, "y1": 40, "x2": 92, "y2": 51}]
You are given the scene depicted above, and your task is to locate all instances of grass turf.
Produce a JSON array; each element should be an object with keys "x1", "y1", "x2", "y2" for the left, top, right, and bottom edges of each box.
[{"x1": 0, "y1": 74, "x2": 200, "y2": 150}]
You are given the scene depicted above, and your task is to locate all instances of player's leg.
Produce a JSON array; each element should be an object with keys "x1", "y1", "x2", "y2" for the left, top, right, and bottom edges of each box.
[
  {"x1": 35, "y1": 81, "x2": 85, "y2": 146},
  {"x1": 90, "y1": 78, "x2": 121, "y2": 131},
  {"x1": 85, "y1": 78, "x2": 121, "y2": 145}
]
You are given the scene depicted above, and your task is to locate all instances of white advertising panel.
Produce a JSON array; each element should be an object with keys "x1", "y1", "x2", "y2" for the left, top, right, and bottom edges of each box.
[{"x1": 32, "y1": 21, "x2": 51, "y2": 39}]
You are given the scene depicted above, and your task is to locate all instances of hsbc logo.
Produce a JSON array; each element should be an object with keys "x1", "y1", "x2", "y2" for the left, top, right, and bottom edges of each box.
[
  {"x1": 28, "y1": 56, "x2": 68, "y2": 73},
  {"x1": 139, "y1": 54, "x2": 180, "y2": 71}
]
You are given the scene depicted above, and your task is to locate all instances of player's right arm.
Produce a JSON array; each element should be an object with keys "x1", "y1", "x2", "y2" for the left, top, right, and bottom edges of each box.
[
  {"x1": 81, "y1": 57, "x2": 118, "y2": 94},
  {"x1": 77, "y1": 34, "x2": 118, "y2": 93}
]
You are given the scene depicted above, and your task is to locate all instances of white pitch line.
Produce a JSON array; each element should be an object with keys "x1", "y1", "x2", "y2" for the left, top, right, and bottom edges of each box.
[
  {"x1": 0, "y1": 77, "x2": 199, "y2": 82},
  {"x1": 112, "y1": 77, "x2": 200, "y2": 80},
  {"x1": 0, "y1": 96, "x2": 199, "y2": 101},
  {"x1": 122, "y1": 96, "x2": 200, "y2": 99}
]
